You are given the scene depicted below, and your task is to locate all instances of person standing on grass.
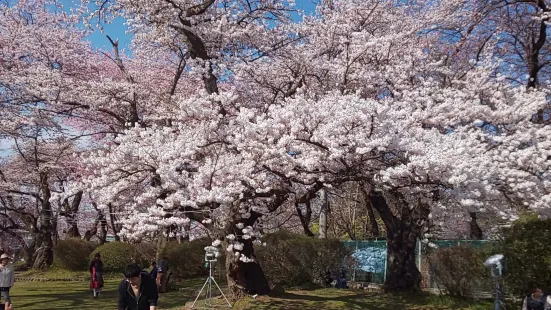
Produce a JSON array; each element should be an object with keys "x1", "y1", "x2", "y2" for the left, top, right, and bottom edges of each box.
[
  {"x1": 156, "y1": 257, "x2": 169, "y2": 293},
  {"x1": 522, "y1": 288, "x2": 551, "y2": 310},
  {"x1": 149, "y1": 262, "x2": 158, "y2": 281},
  {"x1": 0, "y1": 254, "x2": 14, "y2": 305},
  {"x1": 118, "y1": 264, "x2": 158, "y2": 310},
  {"x1": 89, "y1": 253, "x2": 104, "y2": 298}
]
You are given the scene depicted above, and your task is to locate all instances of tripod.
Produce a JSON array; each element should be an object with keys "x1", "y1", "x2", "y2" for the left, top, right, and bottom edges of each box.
[
  {"x1": 191, "y1": 260, "x2": 232, "y2": 309},
  {"x1": 491, "y1": 264, "x2": 506, "y2": 310}
]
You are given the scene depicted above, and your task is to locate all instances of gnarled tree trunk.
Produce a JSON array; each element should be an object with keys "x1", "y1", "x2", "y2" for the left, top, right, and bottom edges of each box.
[
  {"x1": 61, "y1": 191, "x2": 83, "y2": 238},
  {"x1": 369, "y1": 188, "x2": 427, "y2": 293},
  {"x1": 32, "y1": 172, "x2": 54, "y2": 269},
  {"x1": 224, "y1": 208, "x2": 270, "y2": 299}
]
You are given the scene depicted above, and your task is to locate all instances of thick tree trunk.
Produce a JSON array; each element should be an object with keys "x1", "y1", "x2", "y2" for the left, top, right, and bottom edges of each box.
[
  {"x1": 22, "y1": 240, "x2": 36, "y2": 269},
  {"x1": 32, "y1": 172, "x2": 54, "y2": 269},
  {"x1": 385, "y1": 221, "x2": 422, "y2": 293},
  {"x1": 369, "y1": 188, "x2": 426, "y2": 293},
  {"x1": 224, "y1": 208, "x2": 270, "y2": 299},
  {"x1": 32, "y1": 246, "x2": 53, "y2": 269}
]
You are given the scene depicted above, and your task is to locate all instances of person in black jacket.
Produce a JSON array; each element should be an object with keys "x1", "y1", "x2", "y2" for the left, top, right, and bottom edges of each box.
[
  {"x1": 118, "y1": 264, "x2": 158, "y2": 310},
  {"x1": 89, "y1": 253, "x2": 104, "y2": 297},
  {"x1": 149, "y1": 262, "x2": 158, "y2": 281}
]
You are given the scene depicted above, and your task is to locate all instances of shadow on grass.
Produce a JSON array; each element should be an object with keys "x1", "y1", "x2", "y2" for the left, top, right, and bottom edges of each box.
[
  {"x1": 8, "y1": 277, "x2": 493, "y2": 310},
  {"x1": 235, "y1": 289, "x2": 494, "y2": 310},
  {"x1": 9, "y1": 278, "x2": 205, "y2": 310}
]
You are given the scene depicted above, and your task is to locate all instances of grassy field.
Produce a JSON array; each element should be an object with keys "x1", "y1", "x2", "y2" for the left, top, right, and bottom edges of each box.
[{"x1": 7, "y1": 275, "x2": 499, "y2": 310}]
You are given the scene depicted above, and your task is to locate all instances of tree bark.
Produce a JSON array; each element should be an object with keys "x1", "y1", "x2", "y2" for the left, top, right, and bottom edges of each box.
[
  {"x1": 32, "y1": 172, "x2": 54, "y2": 269},
  {"x1": 469, "y1": 212, "x2": 483, "y2": 240},
  {"x1": 318, "y1": 189, "x2": 329, "y2": 239},
  {"x1": 225, "y1": 207, "x2": 270, "y2": 299},
  {"x1": 295, "y1": 201, "x2": 315, "y2": 237},
  {"x1": 369, "y1": 188, "x2": 426, "y2": 293},
  {"x1": 360, "y1": 185, "x2": 380, "y2": 238},
  {"x1": 108, "y1": 203, "x2": 121, "y2": 241},
  {"x1": 61, "y1": 191, "x2": 83, "y2": 238}
]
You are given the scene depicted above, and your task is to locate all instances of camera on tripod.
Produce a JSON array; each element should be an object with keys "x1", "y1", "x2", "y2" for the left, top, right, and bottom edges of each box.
[
  {"x1": 204, "y1": 246, "x2": 219, "y2": 263},
  {"x1": 191, "y1": 245, "x2": 232, "y2": 309}
]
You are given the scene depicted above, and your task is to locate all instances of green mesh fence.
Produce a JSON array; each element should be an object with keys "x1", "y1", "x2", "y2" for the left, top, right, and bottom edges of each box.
[
  {"x1": 343, "y1": 239, "x2": 492, "y2": 287},
  {"x1": 343, "y1": 240, "x2": 387, "y2": 284}
]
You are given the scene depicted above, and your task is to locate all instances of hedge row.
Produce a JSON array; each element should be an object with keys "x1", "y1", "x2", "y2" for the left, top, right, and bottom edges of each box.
[
  {"x1": 256, "y1": 230, "x2": 351, "y2": 287},
  {"x1": 428, "y1": 215, "x2": 551, "y2": 298}
]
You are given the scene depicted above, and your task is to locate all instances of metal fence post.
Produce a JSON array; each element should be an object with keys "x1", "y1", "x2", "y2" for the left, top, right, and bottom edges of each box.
[
  {"x1": 383, "y1": 240, "x2": 387, "y2": 282},
  {"x1": 352, "y1": 240, "x2": 358, "y2": 282}
]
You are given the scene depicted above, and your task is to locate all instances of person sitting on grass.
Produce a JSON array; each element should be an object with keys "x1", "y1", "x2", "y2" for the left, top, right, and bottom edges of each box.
[
  {"x1": 522, "y1": 287, "x2": 551, "y2": 310},
  {"x1": 118, "y1": 264, "x2": 158, "y2": 310}
]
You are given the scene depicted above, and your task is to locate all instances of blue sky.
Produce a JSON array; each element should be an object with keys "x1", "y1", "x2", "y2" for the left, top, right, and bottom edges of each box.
[{"x1": 58, "y1": 0, "x2": 318, "y2": 51}]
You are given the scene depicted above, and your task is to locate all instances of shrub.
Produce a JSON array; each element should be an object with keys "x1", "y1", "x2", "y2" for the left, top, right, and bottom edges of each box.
[
  {"x1": 158, "y1": 239, "x2": 213, "y2": 280},
  {"x1": 91, "y1": 242, "x2": 148, "y2": 273},
  {"x1": 135, "y1": 242, "x2": 158, "y2": 268},
  {"x1": 13, "y1": 261, "x2": 28, "y2": 272},
  {"x1": 428, "y1": 245, "x2": 490, "y2": 298},
  {"x1": 53, "y1": 238, "x2": 97, "y2": 271},
  {"x1": 255, "y1": 231, "x2": 351, "y2": 288},
  {"x1": 498, "y1": 215, "x2": 551, "y2": 297}
]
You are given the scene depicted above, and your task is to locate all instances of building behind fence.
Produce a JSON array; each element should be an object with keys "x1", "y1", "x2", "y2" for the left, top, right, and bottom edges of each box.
[{"x1": 342, "y1": 240, "x2": 490, "y2": 289}]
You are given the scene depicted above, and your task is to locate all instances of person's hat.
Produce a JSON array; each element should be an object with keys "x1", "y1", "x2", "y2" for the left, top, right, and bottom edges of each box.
[{"x1": 0, "y1": 254, "x2": 10, "y2": 260}]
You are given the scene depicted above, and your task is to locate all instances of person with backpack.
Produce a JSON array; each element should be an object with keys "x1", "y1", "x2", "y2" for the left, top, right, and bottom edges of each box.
[
  {"x1": 522, "y1": 288, "x2": 551, "y2": 310},
  {"x1": 118, "y1": 264, "x2": 158, "y2": 310}
]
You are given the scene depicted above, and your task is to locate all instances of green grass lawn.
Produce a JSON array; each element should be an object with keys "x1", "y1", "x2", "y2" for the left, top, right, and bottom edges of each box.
[
  {"x1": 234, "y1": 289, "x2": 495, "y2": 310},
  {"x1": 8, "y1": 278, "x2": 498, "y2": 310}
]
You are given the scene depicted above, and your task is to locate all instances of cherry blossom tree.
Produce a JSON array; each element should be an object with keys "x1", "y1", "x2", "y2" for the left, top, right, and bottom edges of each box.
[
  {"x1": 4, "y1": 0, "x2": 551, "y2": 295},
  {"x1": 75, "y1": 0, "x2": 551, "y2": 294}
]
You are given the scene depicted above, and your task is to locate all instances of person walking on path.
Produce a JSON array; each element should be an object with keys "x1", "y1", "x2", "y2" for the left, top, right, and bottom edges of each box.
[
  {"x1": 0, "y1": 254, "x2": 14, "y2": 305},
  {"x1": 522, "y1": 288, "x2": 551, "y2": 310},
  {"x1": 89, "y1": 253, "x2": 104, "y2": 298},
  {"x1": 118, "y1": 264, "x2": 158, "y2": 310}
]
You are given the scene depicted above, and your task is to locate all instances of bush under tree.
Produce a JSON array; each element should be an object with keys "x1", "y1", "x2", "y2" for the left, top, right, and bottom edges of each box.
[
  {"x1": 53, "y1": 238, "x2": 97, "y2": 271},
  {"x1": 428, "y1": 245, "x2": 491, "y2": 298},
  {"x1": 91, "y1": 242, "x2": 148, "y2": 273},
  {"x1": 158, "y1": 239, "x2": 213, "y2": 280},
  {"x1": 255, "y1": 231, "x2": 351, "y2": 288},
  {"x1": 499, "y1": 215, "x2": 551, "y2": 297}
]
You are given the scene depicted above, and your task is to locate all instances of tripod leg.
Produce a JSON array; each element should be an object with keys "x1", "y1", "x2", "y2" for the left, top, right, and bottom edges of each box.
[
  {"x1": 191, "y1": 277, "x2": 211, "y2": 309},
  {"x1": 211, "y1": 277, "x2": 232, "y2": 308},
  {"x1": 207, "y1": 277, "x2": 212, "y2": 307}
]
